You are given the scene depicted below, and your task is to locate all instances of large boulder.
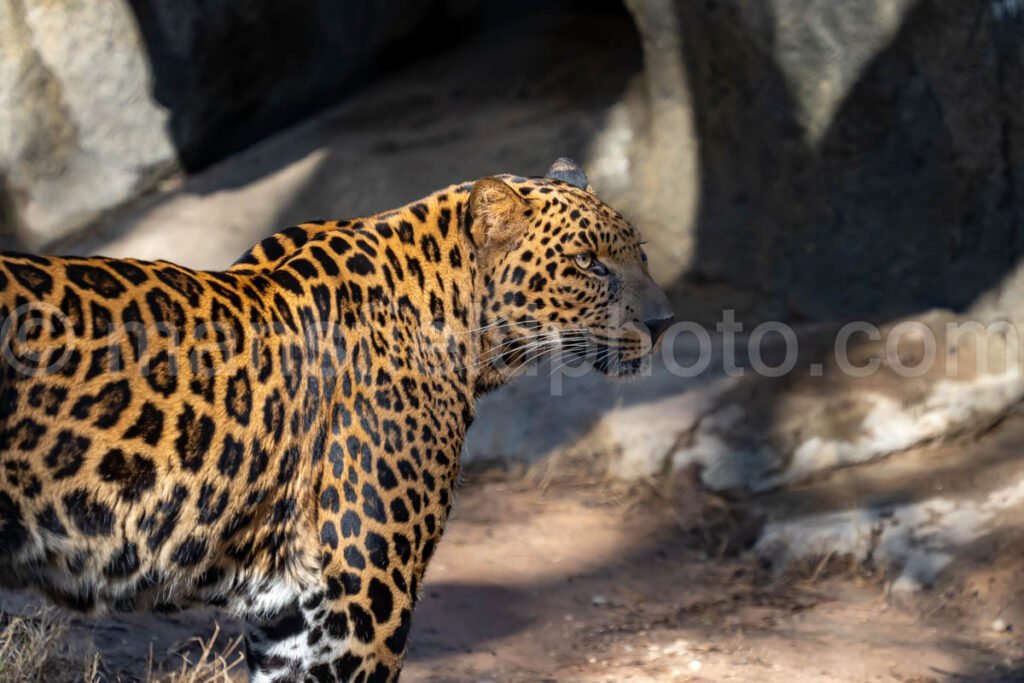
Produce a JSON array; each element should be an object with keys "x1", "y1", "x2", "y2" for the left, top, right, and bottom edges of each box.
[
  {"x1": 581, "y1": 0, "x2": 1024, "y2": 580},
  {"x1": 0, "y1": 0, "x2": 176, "y2": 248},
  {"x1": 590, "y1": 0, "x2": 1024, "y2": 323},
  {"x1": 0, "y1": 0, "x2": 453, "y2": 249}
]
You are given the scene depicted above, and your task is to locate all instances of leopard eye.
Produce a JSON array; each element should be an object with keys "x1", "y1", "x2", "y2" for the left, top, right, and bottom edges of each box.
[
  {"x1": 573, "y1": 251, "x2": 609, "y2": 276},
  {"x1": 573, "y1": 252, "x2": 594, "y2": 270}
]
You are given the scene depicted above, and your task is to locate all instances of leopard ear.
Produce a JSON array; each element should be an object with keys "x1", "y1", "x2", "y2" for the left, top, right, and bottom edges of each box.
[
  {"x1": 545, "y1": 157, "x2": 592, "y2": 192},
  {"x1": 469, "y1": 177, "x2": 529, "y2": 248}
]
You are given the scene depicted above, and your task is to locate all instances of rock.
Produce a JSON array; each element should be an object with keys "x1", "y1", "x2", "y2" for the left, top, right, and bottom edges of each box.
[
  {"x1": 590, "y1": 0, "x2": 1024, "y2": 324},
  {"x1": 128, "y1": 1, "x2": 446, "y2": 170},
  {"x1": 0, "y1": 0, "x2": 177, "y2": 248},
  {"x1": 480, "y1": 311, "x2": 1024, "y2": 493},
  {"x1": 591, "y1": 378, "x2": 739, "y2": 482},
  {"x1": 581, "y1": 0, "x2": 1024, "y2": 581},
  {"x1": 0, "y1": 0, "x2": 457, "y2": 249},
  {"x1": 590, "y1": 0, "x2": 700, "y2": 287},
  {"x1": 757, "y1": 454, "x2": 1024, "y2": 586}
]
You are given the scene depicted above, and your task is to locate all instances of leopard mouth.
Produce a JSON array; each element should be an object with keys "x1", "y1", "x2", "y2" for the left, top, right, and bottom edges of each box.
[
  {"x1": 592, "y1": 351, "x2": 649, "y2": 378},
  {"x1": 559, "y1": 334, "x2": 652, "y2": 378}
]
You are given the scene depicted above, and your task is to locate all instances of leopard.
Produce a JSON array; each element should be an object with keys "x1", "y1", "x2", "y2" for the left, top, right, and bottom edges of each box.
[{"x1": 0, "y1": 158, "x2": 673, "y2": 682}]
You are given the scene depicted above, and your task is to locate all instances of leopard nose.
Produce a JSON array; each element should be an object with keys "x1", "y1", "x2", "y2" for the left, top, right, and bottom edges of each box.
[{"x1": 644, "y1": 316, "x2": 674, "y2": 347}]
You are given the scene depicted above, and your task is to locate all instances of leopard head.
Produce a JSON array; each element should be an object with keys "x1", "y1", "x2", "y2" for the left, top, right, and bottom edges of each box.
[{"x1": 470, "y1": 158, "x2": 673, "y2": 388}]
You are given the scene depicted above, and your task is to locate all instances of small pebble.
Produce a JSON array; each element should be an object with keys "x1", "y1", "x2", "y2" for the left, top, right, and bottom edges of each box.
[
  {"x1": 591, "y1": 595, "x2": 608, "y2": 606},
  {"x1": 689, "y1": 660, "x2": 703, "y2": 672},
  {"x1": 992, "y1": 618, "x2": 1011, "y2": 633},
  {"x1": 664, "y1": 639, "x2": 690, "y2": 655}
]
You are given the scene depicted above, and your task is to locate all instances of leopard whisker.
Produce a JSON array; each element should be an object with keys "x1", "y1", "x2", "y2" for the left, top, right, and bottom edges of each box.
[
  {"x1": 475, "y1": 329, "x2": 588, "y2": 365},
  {"x1": 507, "y1": 340, "x2": 591, "y2": 375},
  {"x1": 476, "y1": 337, "x2": 590, "y2": 374},
  {"x1": 473, "y1": 339, "x2": 566, "y2": 371}
]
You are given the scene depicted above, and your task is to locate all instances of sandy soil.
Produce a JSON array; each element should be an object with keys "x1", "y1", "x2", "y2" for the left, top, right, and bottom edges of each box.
[{"x1": 2, "y1": 462, "x2": 1022, "y2": 682}]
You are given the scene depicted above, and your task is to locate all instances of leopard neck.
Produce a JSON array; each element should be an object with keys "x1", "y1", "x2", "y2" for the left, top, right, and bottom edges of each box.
[{"x1": 243, "y1": 185, "x2": 489, "y2": 390}]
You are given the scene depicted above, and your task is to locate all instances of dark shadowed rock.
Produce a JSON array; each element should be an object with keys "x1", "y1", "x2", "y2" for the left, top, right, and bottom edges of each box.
[
  {"x1": 126, "y1": 1, "x2": 456, "y2": 171},
  {"x1": 592, "y1": 0, "x2": 1024, "y2": 324}
]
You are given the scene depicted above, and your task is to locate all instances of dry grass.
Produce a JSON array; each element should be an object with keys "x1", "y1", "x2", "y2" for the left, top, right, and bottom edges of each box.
[
  {"x1": 0, "y1": 609, "x2": 246, "y2": 683},
  {"x1": 155, "y1": 622, "x2": 246, "y2": 683},
  {"x1": 0, "y1": 607, "x2": 91, "y2": 683}
]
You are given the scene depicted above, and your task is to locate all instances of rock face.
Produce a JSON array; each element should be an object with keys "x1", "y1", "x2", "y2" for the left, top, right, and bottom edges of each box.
[
  {"x1": 580, "y1": 0, "x2": 1024, "y2": 579},
  {"x1": 590, "y1": 0, "x2": 1024, "y2": 323},
  {"x1": 474, "y1": 312, "x2": 1024, "y2": 489},
  {"x1": 18, "y1": 0, "x2": 1017, "y2": 318},
  {"x1": 0, "y1": 0, "x2": 177, "y2": 248},
  {"x1": 0, "y1": 0, "x2": 448, "y2": 249},
  {"x1": 127, "y1": 1, "x2": 449, "y2": 171}
]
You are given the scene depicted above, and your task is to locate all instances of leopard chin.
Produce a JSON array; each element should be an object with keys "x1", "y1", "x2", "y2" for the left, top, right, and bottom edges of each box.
[{"x1": 593, "y1": 353, "x2": 650, "y2": 379}]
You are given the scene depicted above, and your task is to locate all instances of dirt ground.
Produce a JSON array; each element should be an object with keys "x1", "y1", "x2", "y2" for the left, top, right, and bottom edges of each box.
[
  {"x1": 2, "y1": 460, "x2": 1022, "y2": 683},
  {"x1": 405, "y1": 464, "x2": 1024, "y2": 683}
]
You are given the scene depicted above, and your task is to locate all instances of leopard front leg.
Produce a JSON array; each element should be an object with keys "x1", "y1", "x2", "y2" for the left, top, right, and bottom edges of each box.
[
  {"x1": 246, "y1": 372, "x2": 462, "y2": 683},
  {"x1": 244, "y1": 579, "x2": 410, "y2": 683},
  {"x1": 245, "y1": 593, "x2": 323, "y2": 682},
  {"x1": 245, "y1": 472, "x2": 428, "y2": 681}
]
